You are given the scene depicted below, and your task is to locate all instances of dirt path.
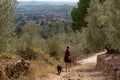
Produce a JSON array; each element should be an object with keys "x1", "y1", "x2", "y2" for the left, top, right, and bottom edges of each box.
[{"x1": 38, "y1": 52, "x2": 112, "y2": 80}]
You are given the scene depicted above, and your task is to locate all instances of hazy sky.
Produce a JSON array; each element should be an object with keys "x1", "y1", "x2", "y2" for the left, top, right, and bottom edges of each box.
[{"x1": 17, "y1": 0, "x2": 79, "y2": 2}]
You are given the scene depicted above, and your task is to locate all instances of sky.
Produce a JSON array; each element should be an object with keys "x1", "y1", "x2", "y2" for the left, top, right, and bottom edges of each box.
[{"x1": 17, "y1": 0, "x2": 79, "y2": 2}]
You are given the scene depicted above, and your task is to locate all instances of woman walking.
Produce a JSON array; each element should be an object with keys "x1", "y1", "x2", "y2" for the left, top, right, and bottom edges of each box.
[{"x1": 64, "y1": 46, "x2": 72, "y2": 72}]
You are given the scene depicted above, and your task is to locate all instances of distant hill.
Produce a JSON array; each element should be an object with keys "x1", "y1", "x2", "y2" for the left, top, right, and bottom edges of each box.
[
  {"x1": 16, "y1": 1, "x2": 77, "y2": 14},
  {"x1": 17, "y1": 1, "x2": 77, "y2": 7},
  {"x1": 16, "y1": 1, "x2": 77, "y2": 11},
  {"x1": 16, "y1": 1, "x2": 77, "y2": 25}
]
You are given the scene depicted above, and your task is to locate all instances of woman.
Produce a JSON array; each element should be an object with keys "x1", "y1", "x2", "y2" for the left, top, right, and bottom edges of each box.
[{"x1": 64, "y1": 46, "x2": 72, "y2": 72}]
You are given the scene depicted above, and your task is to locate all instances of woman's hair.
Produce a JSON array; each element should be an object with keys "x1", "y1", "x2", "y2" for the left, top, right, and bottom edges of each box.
[{"x1": 67, "y1": 46, "x2": 69, "y2": 49}]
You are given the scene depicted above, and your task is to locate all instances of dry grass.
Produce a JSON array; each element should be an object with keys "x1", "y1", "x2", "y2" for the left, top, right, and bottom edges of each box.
[
  {"x1": 18, "y1": 61, "x2": 56, "y2": 80},
  {"x1": 32, "y1": 62, "x2": 55, "y2": 78}
]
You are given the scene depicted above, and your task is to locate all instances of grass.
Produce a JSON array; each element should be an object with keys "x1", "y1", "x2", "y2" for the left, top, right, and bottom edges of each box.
[
  {"x1": 18, "y1": 61, "x2": 56, "y2": 80},
  {"x1": 0, "y1": 52, "x2": 18, "y2": 59}
]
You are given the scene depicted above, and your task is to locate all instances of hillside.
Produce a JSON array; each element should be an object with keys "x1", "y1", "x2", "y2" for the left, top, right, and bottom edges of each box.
[{"x1": 0, "y1": 0, "x2": 120, "y2": 80}]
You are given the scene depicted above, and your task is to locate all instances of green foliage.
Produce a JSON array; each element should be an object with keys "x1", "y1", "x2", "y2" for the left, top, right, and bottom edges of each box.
[
  {"x1": 43, "y1": 58, "x2": 54, "y2": 65},
  {"x1": 85, "y1": 0, "x2": 107, "y2": 52},
  {"x1": 10, "y1": 23, "x2": 46, "y2": 50},
  {"x1": 21, "y1": 23, "x2": 40, "y2": 47},
  {"x1": 85, "y1": 0, "x2": 120, "y2": 52},
  {"x1": 45, "y1": 30, "x2": 89, "y2": 60},
  {"x1": 71, "y1": 0, "x2": 91, "y2": 31},
  {"x1": 99, "y1": 0, "x2": 105, "y2": 3},
  {"x1": 47, "y1": 36, "x2": 60, "y2": 60},
  {"x1": 39, "y1": 21, "x2": 71, "y2": 39},
  {"x1": 0, "y1": 0, "x2": 17, "y2": 53},
  {"x1": 102, "y1": 0, "x2": 120, "y2": 50}
]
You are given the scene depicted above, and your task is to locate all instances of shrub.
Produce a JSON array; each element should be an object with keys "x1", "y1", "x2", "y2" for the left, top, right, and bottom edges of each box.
[
  {"x1": 17, "y1": 47, "x2": 37, "y2": 60},
  {"x1": 47, "y1": 37, "x2": 60, "y2": 60}
]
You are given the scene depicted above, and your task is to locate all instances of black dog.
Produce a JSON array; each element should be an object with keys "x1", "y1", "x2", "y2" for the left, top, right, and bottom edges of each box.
[{"x1": 57, "y1": 64, "x2": 62, "y2": 75}]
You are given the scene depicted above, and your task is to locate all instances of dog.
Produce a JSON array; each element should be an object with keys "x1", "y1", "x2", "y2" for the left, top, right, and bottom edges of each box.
[{"x1": 57, "y1": 64, "x2": 62, "y2": 75}]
